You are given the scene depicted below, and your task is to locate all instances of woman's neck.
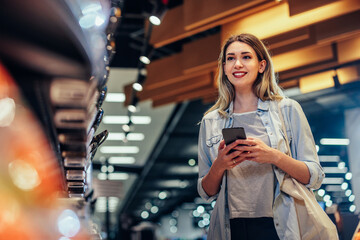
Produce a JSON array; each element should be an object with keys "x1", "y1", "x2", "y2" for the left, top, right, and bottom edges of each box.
[{"x1": 233, "y1": 93, "x2": 258, "y2": 113}]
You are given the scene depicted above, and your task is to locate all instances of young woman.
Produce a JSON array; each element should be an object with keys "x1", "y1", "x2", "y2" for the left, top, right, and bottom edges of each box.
[{"x1": 197, "y1": 33, "x2": 325, "y2": 240}]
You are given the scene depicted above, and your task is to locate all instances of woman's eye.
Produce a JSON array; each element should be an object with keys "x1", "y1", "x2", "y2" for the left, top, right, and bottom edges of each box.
[
  {"x1": 226, "y1": 56, "x2": 235, "y2": 61},
  {"x1": 243, "y1": 55, "x2": 251, "y2": 60}
]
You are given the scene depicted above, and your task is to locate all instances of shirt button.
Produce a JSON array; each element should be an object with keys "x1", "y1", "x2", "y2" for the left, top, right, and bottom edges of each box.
[
  {"x1": 270, "y1": 132, "x2": 273, "y2": 135},
  {"x1": 275, "y1": 223, "x2": 279, "y2": 226}
]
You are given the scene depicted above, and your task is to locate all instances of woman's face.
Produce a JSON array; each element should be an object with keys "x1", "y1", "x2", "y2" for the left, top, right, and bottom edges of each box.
[{"x1": 223, "y1": 41, "x2": 266, "y2": 93}]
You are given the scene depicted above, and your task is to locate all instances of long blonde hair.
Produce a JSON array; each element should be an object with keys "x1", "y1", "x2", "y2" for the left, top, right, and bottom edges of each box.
[{"x1": 205, "y1": 33, "x2": 284, "y2": 117}]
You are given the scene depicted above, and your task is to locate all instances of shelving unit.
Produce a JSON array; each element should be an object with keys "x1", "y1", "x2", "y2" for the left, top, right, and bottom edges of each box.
[{"x1": 0, "y1": 0, "x2": 119, "y2": 239}]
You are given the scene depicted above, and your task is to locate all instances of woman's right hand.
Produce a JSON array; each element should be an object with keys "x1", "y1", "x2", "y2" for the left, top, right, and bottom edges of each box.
[{"x1": 212, "y1": 139, "x2": 245, "y2": 172}]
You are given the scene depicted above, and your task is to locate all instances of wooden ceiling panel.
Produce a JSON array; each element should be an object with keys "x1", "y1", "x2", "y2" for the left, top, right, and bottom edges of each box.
[
  {"x1": 183, "y1": 0, "x2": 268, "y2": 31},
  {"x1": 139, "y1": 73, "x2": 213, "y2": 101},
  {"x1": 288, "y1": 0, "x2": 339, "y2": 16},
  {"x1": 150, "y1": 6, "x2": 185, "y2": 48},
  {"x1": 182, "y1": 33, "x2": 220, "y2": 74},
  {"x1": 152, "y1": 83, "x2": 217, "y2": 107},
  {"x1": 337, "y1": 34, "x2": 360, "y2": 64},
  {"x1": 314, "y1": 10, "x2": 360, "y2": 44},
  {"x1": 145, "y1": 53, "x2": 183, "y2": 90},
  {"x1": 222, "y1": 0, "x2": 360, "y2": 42}
]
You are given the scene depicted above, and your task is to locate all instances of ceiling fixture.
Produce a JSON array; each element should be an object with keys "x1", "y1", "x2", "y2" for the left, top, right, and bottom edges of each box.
[
  {"x1": 149, "y1": 0, "x2": 167, "y2": 26},
  {"x1": 105, "y1": 93, "x2": 125, "y2": 102},
  {"x1": 108, "y1": 156, "x2": 135, "y2": 164},
  {"x1": 99, "y1": 146, "x2": 139, "y2": 154},
  {"x1": 320, "y1": 138, "x2": 350, "y2": 145}
]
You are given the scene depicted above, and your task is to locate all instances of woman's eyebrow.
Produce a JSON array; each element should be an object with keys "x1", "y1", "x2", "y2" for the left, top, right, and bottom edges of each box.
[{"x1": 226, "y1": 51, "x2": 252, "y2": 55}]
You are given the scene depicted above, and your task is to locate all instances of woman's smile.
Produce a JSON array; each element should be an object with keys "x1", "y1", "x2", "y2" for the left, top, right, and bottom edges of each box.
[{"x1": 232, "y1": 71, "x2": 247, "y2": 78}]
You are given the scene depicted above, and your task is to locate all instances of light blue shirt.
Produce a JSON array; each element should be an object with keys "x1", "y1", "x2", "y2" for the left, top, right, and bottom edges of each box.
[{"x1": 197, "y1": 98, "x2": 325, "y2": 240}]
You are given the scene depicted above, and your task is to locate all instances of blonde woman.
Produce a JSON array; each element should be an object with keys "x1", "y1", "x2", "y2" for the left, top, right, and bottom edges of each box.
[{"x1": 197, "y1": 33, "x2": 324, "y2": 240}]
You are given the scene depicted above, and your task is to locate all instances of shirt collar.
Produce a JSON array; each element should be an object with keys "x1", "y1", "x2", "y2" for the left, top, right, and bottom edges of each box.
[
  {"x1": 226, "y1": 98, "x2": 270, "y2": 115},
  {"x1": 258, "y1": 98, "x2": 270, "y2": 111}
]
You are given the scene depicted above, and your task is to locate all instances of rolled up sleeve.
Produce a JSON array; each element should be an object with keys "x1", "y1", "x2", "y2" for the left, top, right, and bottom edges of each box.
[
  {"x1": 284, "y1": 100, "x2": 325, "y2": 189},
  {"x1": 197, "y1": 119, "x2": 219, "y2": 203}
]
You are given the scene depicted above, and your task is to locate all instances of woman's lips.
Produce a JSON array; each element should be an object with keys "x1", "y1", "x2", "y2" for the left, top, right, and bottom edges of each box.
[{"x1": 232, "y1": 72, "x2": 246, "y2": 78}]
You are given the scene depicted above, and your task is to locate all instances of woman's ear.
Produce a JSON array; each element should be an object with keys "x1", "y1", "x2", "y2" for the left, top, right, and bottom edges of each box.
[{"x1": 259, "y1": 60, "x2": 267, "y2": 73}]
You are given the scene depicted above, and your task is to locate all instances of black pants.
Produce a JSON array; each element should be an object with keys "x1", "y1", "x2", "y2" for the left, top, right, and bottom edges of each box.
[{"x1": 230, "y1": 217, "x2": 280, "y2": 240}]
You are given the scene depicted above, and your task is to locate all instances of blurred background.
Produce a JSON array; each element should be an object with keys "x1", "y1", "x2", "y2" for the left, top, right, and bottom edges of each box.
[{"x1": 0, "y1": 0, "x2": 360, "y2": 239}]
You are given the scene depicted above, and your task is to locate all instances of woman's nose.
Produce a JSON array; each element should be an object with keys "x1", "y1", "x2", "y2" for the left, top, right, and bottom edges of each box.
[{"x1": 234, "y1": 59, "x2": 243, "y2": 68}]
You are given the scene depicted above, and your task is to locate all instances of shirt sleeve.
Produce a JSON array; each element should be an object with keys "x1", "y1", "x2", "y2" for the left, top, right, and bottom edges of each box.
[
  {"x1": 283, "y1": 99, "x2": 325, "y2": 189},
  {"x1": 197, "y1": 118, "x2": 219, "y2": 202}
]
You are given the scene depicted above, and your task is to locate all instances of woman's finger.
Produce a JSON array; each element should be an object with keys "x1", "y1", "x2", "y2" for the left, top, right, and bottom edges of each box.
[{"x1": 218, "y1": 140, "x2": 225, "y2": 151}]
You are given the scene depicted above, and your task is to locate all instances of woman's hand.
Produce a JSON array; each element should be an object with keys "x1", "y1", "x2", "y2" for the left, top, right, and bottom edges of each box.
[
  {"x1": 201, "y1": 139, "x2": 247, "y2": 197},
  {"x1": 233, "y1": 137, "x2": 280, "y2": 164},
  {"x1": 212, "y1": 139, "x2": 246, "y2": 172}
]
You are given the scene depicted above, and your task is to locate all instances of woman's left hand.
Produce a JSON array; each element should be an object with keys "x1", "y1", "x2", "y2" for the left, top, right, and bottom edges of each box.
[{"x1": 234, "y1": 137, "x2": 280, "y2": 164}]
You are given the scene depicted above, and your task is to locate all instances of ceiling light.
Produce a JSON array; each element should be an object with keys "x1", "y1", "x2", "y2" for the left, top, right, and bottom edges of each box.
[
  {"x1": 338, "y1": 161, "x2": 346, "y2": 169},
  {"x1": 192, "y1": 210, "x2": 200, "y2": 217},
  {"x1": 141, "y1": 211, "x2": 149, "y2": 219},
  {"x1": 107, "y1": 165, "x2": 114, "y2": 173},
  {"x1": 158, "y1": 191, "x2": 167, "y2": 200},
  {"x1": 320, "y1": 138, "x2": 350, "y2": 145},
  {"x1": 188, "y1": 159, "x2": 196, "y2": 166},
  {"x1": 170, "y1": 226, "x2": 177, "y2": 233},
  {"x1": 198, "y1": 221, "x2": 205, "y2": 228},
  {"x1": 345, "y1": 189, "x2": 352, "y2": 197},
  {"x1": 101, "y1": 165, "x2": 107, "y2": 173},
  {"x1": 317, "y1": 189, "x2": 325, "y2": 197},
  {"x1": 128, "y1": 104, "x2": 137, "y2": 113},
  {"x1": 149, "y1": 2, "x2": 167, "y2": 26},
  {"x1": 139, "y1": 56, "x2": 151, "y2": 65},
  {"x1": 103, "y1": 116, "x2": 151, "y2": 124},
  {"x1": 349, "y1": 195, "x2": 355, "y2": 202},
  {"x1": 140, "y1": 68, "x2": 147, "y2": 76},
  {"x1": 211, "y1": 201, "x2": 216, "y2": 208},
  {"x1": 97, "y1": 173, "x2": 107, "y2": 180},
  {"x1": 132, "y1": 116, "x2": 151, "y2": 124},
  {"x1": 323, "y1": 195, "x2": 331, "y2": 202},
  {"x1": 197, "y1": 205, "x2": 205, "y2": 214},
  {"x1": 100, "y1": 146, "x2": 139, "y2": 154},
  {"x1": 122, "y1": 124, "x2": 131, "y2": 132},
  {"x1": 322, "y1": 167, "x2": 347, "y2": 173},
  {"x1": 318, "y1": 155, "x2": 340, "y2": 162},
  {"x1": 345, "y1": 172, "x2": 352, "y2": 180},
  {"x1": 203, "y1": 213, "x2": 210, "y2": 219},
  {"x1": 150, "y1": 206, "x2": 159, "y2": 214},
  {"x1": 325, "y1": 200, "x2": 333, "y2": 207},
  {"x1": 315, "y1": 145, "x2": 319, "y2": 152},
  {"x1": 341, "y1": 182, "x2": 348, "y2": 190},
  {"x1": 349, "y1": 205, "x2": 356, "y2": 212},
  {"x1": 108, "y1": 157, "x2": 135, "y2": 164},
  {"x1": 107, "y1": 132, "x2": 144, "y2": 141},
  {"x1": 103, "y1": 116, "x2": 128, "y2": 124},
  {"x1": 322, "y1": 178, "x2": 344, "y2": 184},
  {"x1": 170, "y1": 219, "x2": 177, "y2": 226},
  {"x1": 105, "y1": 93, "x2": 125, "y2": 102},
  {"x1": 108, "y1": 173, "x2": 129, "y2": 180},
  {"x1": 149, "y1": 15, "x2": 161, "y2": 25},
  {"x1": 132, "y1": 82, "x2": 143, "y2": 91},
  {"x1": 145, "y1": 202, "x2": 152, "y2": 210}
]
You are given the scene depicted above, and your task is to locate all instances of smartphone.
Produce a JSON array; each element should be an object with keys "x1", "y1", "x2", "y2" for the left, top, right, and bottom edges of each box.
[{"x1": 222, "y1": 127, "x2": 247, "y2": 152}]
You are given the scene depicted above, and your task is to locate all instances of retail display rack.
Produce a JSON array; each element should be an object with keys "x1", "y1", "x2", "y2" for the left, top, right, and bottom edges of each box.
[{"x1": 0, "y1": 0, "x2": 120, "y2": 239}]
